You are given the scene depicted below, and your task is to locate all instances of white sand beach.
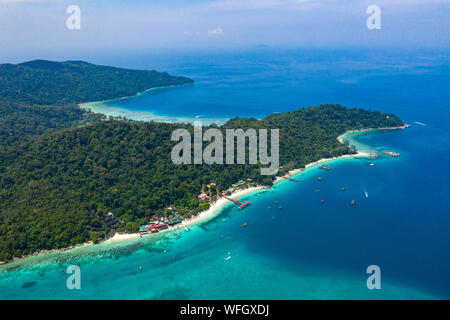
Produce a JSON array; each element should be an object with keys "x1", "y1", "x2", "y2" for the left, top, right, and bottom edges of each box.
[
  {"x1": 103, "y1": 125, "x2": 410, "y2": 243},
  {"x1": 3, "y1": 124, "x2": 409, "y2": 261},
  {"x1": 108, "y1": 233, "x2": 140, "y2": 242}
]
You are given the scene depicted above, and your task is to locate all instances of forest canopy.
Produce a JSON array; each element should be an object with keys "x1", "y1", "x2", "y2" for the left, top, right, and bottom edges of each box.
[
  {"x1": 0, "y1": 104, "x2": 403, "y2": 261},
  {"x1": 0, "y1": 60, "x2": 193, "y2": 146},
  {"x1": 0, "y1": 60, "x2": 404, "y2": 262}
]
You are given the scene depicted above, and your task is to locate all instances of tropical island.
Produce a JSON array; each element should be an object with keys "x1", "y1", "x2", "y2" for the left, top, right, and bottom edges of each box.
[{"x1": 0, "y1": 60, "x2": 405, "y2": 263}]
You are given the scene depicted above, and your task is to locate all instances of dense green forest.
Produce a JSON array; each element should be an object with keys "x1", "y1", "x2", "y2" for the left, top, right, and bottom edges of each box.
[
  {"x1": 0, "y1": 60, "x2": 193, "y2": 105},
  {"x1": 0, "y1": 100, "x2": 102, "y2": 146},
  {"x1": 0, "y1": 60, "x2": 193, "y2": 146},
  {"x1": 0, "y1": 104, "x2": 403, "y2": 261},
  {"x1": 0, "y1": 59, "x2": 404, "y2": 262}
]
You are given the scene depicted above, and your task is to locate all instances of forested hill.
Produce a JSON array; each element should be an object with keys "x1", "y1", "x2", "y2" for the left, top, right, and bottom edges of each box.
[
  {"x1": 0, "y1": 60, "x2": 194, "y2": 146},
  {"x1": 0, "y1": 104, "x2": 403, "y2": 261},
  {"x1": 0, "y1": 60, "x2": 193, "y2": 105}
]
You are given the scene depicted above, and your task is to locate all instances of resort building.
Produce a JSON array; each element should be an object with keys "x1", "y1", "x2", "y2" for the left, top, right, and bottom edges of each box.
[{"x1": 198, "y1": 193, "x2": 209, "y2": 201}]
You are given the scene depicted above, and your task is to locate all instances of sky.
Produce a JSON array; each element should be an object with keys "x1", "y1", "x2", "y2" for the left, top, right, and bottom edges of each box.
[{"x1": 0, "y1": 0, "x2": 449, "y2": 62}]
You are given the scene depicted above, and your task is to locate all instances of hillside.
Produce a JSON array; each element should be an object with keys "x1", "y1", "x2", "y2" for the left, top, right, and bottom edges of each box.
[
  {"x1": 0, "y1": 60, "x2": 193, "y2": 105},
  {"x1": 0, "y1": 104, "x2": 403, "y2": 261},
  {"x1": 0, "y1": 60, "x2": 194, "y2": 146}
]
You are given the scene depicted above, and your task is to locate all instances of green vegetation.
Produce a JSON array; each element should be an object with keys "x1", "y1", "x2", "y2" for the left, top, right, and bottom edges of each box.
[
  {"x1": 0, "y1": 60, "x2": 404, "y2": 262},
  {"x1": 0, "y1": 100, "x2": 101, "y2": 147},
  {"x1": 0, "y1": 60, "x2": 193, "y2": 146},
  {"x1": 0, "y1": 60, "x2": 193, "y2": 106},
  {"x1": 0, "y1": 104, "x2": 403, "y2": 261}
]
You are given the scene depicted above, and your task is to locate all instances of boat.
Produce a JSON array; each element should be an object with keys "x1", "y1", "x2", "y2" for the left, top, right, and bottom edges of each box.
[
  {"x1": 318, "y1": 177, "x2": 323, "y2": 181},
  {"x1": 369, "y1": 163, "x2": 375, "y2": 166},
  {"x1": 321, "y1": 200, "x2": 325, "y2": 203},
  {"x1": 184, "y1": 225, "x2": 190, "y2": 232},
  {"x1": 224, "y1": 252, "x2": 231, "y2": 260},
  {"x1": 278, "y1": 206, "x2": 283, "y2": 210},
  {"x1": 384, "y1": 150, "x2": 400, "y2": 157},
  {"x1": 368, "y1": 153, "x2": 378, "y2": 158},
  {"x1": 351, "y1": 200, "x2": 356, "y2": 205},
  {"x1": 239, "y1": 201, "x2": 251, "y2": 210},
  {"x1": 341, "y1": 187, "x2": 346, "y2": 191},
  {"x1": 242, "y1": 223, "x2": 248, "y2": 227},
  {"x1": 319, "y1": 165, "x2": 331, "y2": 170}
]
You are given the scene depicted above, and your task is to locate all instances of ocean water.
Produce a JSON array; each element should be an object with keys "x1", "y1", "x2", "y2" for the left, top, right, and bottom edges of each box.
[
  {"x1": 1, "y1": 49, "x2": 449, "y2": 299},
  {"x1": 85, "y1": 48, "x2": 450, "y2": 129}
]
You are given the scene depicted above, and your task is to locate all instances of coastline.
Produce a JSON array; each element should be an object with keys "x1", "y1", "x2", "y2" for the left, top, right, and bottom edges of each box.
[
  {"x1": 273, "y1": 124, "x2": 409, "y2": 184},
  {"x1": 79, "y1": 82, "x2": 229, "y2": 126},
  {"x1": 79, "y1": 82, "x2": 193, "y2": 111},
  {"x1": 0, "y1": 124, "x2": 408, "y2": 265},
  {"x1": 105, "y1": 186, "x2": 266, "y2": 243},
  {"x1": 273, "y1": 151, "x2": 371, "y2": 185},
  {"x1": 91, "y1": 124, "x2": 410, "y2": 244},
  {"x1": 337, "y1": 124, "x2": 410, "y2": 142}
]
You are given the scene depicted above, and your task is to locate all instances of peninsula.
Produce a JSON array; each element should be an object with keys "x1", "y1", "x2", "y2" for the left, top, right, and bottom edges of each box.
[{"x1": 0, "y1": 60, "x2": 404, "y2": 263}]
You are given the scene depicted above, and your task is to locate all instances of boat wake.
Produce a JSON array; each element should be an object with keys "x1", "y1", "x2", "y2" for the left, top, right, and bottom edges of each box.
[{"x1": 363, "y1": 187, "x2": 369, "y2": 198}]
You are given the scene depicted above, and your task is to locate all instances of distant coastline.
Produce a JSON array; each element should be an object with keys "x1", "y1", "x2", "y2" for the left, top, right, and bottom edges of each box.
[
  {"x1": 79, "y1": 82, "x2": 229, "y2": 126},
  {"x1": 79, "y1": 82, "x2": 193, "y2": 110}
]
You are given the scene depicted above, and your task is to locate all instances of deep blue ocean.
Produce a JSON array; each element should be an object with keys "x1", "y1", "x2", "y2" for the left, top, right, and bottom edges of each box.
[{"x1": 1, "y1": 48, "x2": 449, "y2": 299}]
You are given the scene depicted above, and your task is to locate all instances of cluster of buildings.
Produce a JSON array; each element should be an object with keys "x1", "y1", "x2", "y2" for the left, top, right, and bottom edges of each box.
[
  {"x1": 139, "y1": 213, "x2": 181, "y2": 234},
  {"x1": 198, "y1": 182, "x2": 218, "y2": 202}
]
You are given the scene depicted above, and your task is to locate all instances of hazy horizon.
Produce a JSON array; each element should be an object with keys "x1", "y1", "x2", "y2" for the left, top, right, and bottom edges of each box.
[{"x1": 1, "y1": 0, "x2": 449, "y2": 64}]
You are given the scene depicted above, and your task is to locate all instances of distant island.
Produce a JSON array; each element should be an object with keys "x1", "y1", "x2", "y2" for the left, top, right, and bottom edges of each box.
[{"x1": 0, "y1": 60, "x2": 404, "y2": 263}]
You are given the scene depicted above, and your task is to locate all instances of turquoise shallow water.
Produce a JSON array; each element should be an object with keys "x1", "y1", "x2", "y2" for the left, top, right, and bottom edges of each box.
[
  {"x1": 1, "y1": 49, "x2": 449, "y2": 299},
  {"x1": 0, "y1": 126, "x2": 448, "y2": 299}
]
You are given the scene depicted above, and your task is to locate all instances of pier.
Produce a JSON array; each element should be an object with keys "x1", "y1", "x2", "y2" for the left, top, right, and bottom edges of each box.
[
  {"x1": 281, "y1": 176, "x2": 299, "y2": 182},
  {"x1": 222, "y1": 194, "x2": 251, "y2": 209}
]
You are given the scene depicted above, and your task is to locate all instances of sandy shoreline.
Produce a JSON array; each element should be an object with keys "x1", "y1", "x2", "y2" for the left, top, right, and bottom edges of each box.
[
  {"x1": 78, "y1": 83, "x2": 229, "y2": 125},
  {"x1": 110, "y1": 126, "x2": 386, "y2": 243},
  {"x1": 0, "y1": 125, "x2": 408, "y2": 264},
  {"x1": 79, "y1": 83, "x2": 193, "y2": 110},
  {"x1": 273, "y1": 151, "x2": 371, "y2": 184},
  {"x1": 105, "y1": 186, "x2": 266, "y2": 243}
]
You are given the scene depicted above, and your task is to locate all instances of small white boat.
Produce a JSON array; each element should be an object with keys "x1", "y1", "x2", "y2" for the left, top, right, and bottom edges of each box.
[
  {"x1": 184, "y1": 225, "x2": 190, "y2": 232},
  {"x1": 224, "y1": 252, "x2": 231, "y2": 261}
]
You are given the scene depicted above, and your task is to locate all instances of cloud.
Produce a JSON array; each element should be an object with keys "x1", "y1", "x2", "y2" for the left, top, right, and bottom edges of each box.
[{"x1": 207, "y1": 25, "x2": 223, "y2": 35}]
